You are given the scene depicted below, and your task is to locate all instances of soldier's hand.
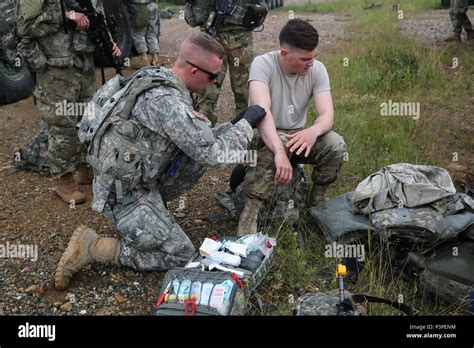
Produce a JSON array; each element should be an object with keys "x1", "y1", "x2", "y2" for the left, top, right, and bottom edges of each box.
[
  {"x1": 287, "y1": 126, "x2": 319, "y2": 158},
  {"x1": 66, "y1": 11, "x2": 90, "y2": 31},
  {"x1": 274, "y1": 152, "x2": 293, "y2": 185},
  {"x1": 112, "y1": 42, "x2": 121, "y2": 57},
  {"x1": 237, "y1": 105, "x2": 266, "y2": 128}
]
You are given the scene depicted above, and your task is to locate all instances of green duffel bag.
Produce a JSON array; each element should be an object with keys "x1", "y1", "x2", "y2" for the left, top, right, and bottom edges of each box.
[{"x1": 131, "y1": 3, "x2": 150, "y2": 28}]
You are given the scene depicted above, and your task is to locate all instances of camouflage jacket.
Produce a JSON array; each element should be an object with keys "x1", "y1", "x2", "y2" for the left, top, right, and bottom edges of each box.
[
  {"x1": 352, "y1": 163, "x2": 457, "y2": 215},
  {"x1": 16, "y1": 0, "x2": 103, "y2": 71},
  {"x1": 82, "y1": 67, "x2": 254, "y2": 212}
]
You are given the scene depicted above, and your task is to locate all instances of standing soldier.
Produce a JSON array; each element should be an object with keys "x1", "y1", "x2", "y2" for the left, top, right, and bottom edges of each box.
[
  {"x1": 445, "y1": 0, "x2": 473, "y2": 42},
  {"x1": 16, "y1": 0, "x2": 121, "y2": 205},
  {"x1": 184, "y1": 0, "x2": 268, "y2": 126},
  {"x1": 129, "y1": 0, "x2": 161, "y2": 68}
]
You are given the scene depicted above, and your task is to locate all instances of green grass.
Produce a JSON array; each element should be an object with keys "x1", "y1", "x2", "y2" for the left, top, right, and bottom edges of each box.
[
  {"x1": 277, "y1": 0, "x2": 441, "y2": 14},
  {"x1": 313, "y1": 10, "x2": 473, "y2": 192},
  {"x1": 260, "y1": 5, "x2": 473, "y2": 316}
]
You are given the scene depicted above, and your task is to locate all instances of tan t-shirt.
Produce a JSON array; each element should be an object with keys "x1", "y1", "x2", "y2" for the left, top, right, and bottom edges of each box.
[{"x1": 248, "y1": 50, "x2": 331, "y2": 130}]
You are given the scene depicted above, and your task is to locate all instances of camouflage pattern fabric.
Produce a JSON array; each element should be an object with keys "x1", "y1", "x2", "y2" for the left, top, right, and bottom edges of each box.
[
  {"x1": 197, "y1": 29, "x2": 253, "y2": 126},
  {"x1": 105, "y1": 187, "x2": 196, "y2": 271},
  {"x1": 243, "y1": 130, "x2": 346, "y2": 203},
  {"x1": 294, "y1": 292, "x2": 362, "y2": 316},
  {"x1": 16, "y1": 0, "x2": 100, "y2": 175},
  {"x1": 234, "y1": 164, "x2": 308, "y2": 229},
  {"x1": 130, "y1": 0, "x2": 160, "y2": 54},
  {"x1": 352, "y1": 163, "x2": 457, "y2": 215},
  {"x1": 450, "y1": 0, "x2": 472, "y2": 33},
  {"x1": 87, "y1": 67, "x2": 253, "y2": 270},
  {"x1": 34, "y1": 66, "x2": 94, "y2": 175},
  {"x1": 12, "y1": 121, "x2": 50, "y2": 176},
  {"x1": 370, "y1": 207, "x2": 458, "y2": 247}
]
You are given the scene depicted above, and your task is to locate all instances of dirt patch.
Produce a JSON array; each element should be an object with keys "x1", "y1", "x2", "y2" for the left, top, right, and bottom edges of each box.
[{"x1": 399, "y1": 9, "x2": 472, "y2": 44}]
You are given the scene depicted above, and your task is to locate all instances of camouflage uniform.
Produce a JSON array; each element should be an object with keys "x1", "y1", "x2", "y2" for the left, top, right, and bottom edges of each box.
[
  {"x1": 295, "y1": 292, "x2": 363, "y2": 316},
  {"x1": 89, "y1": 67, "x2": 254, "y2": 271},
  {"x1": 129, "y1": 0, "x2": 160, "y2": 55},
  {"x1": 450, "y1": 0, "x2": 472, "y2": 34},
  {"x1": 243, "y1": 130, "x2": 346, "y2": 203},
  {"x1": 197, "y1": 28, "x2": 254, "y2": 126},
  {"x1": 16, "y1": 0, "x2": 100, "y2": 175}
]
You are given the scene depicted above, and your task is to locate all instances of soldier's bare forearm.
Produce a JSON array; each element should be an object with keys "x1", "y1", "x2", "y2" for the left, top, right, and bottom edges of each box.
[{"x1": 258, "y1": 113, "x2": 286, "y2": 156}]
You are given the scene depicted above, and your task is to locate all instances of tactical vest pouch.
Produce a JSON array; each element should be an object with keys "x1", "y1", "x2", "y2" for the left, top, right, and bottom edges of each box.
[
  {"x1": 184, "y1": 0, "x2": 212, "y2": 27},
  {"x1": 242, "y1": 4, "x2": 267, "y2": 29},
  {"x1": 132, "y1": 3, "x2": 150, "y2": 28},
  {"x1": 24, "y1": 42, "x2": 48, "y2": 72},
  {"x1": 184, "y1": 0, "x2": 268, "y2": 29},
  {"x1": 18, "y1": 0, "x2": 44, "y2": 20}
]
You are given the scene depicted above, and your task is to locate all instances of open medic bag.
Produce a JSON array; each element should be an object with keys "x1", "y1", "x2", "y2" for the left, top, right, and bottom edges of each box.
[{"x1": 155, "y1": 233, "x2": 275, "y2": 316}]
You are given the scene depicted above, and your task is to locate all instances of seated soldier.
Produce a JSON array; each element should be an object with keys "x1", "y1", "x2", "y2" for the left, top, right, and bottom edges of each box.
[{"x1": 237, "y1": 19, "x2": 347, "y2": 236}]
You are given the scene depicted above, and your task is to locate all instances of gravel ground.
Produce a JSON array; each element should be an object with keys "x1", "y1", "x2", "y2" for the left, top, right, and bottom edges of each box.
[{"x1": 0, "y1": 5, "x2": 463, "y2": 316}]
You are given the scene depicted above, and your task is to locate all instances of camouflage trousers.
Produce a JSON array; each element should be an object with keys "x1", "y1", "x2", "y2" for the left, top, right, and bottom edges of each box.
[
  {"x1": 197, "y1": 29, "x2": 253, "y2": 126},
  {"x1": 244, "y1": 130, "x2": 346, "y2": 201},
  {"x1": 131, "y1": 1, "x2": 160, "y2": 54},
  {"x1": 103, "y1": 157, "x2": 207, "y2": 271},
  {"x1": 34, "y1": 65, "x2": 95, "y2": 175},
  {"x1": 450, "y1": 0, "x2": 472, "y2": 33}
]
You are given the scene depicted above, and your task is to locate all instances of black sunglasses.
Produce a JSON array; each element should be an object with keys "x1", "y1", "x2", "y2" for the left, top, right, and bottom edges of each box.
[{"x1": 186, "y1": 60, "x2": 223, "y2": 81}]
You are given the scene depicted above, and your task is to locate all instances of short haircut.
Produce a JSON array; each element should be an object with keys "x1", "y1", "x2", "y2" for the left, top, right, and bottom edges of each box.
[
  {"x1": 180, "y1": 32, "x2": 225, "y2": 60},
  {"x1": 279, "y1": 19, "x2": 319, "y2": 51}
]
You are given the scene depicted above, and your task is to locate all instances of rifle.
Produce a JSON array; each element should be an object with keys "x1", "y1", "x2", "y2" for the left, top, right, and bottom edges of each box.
[
  {"x1": 206, "y1": 0, "x2": 237, "y2": 38},
  {"x1": 59, "y1": 0, "x2": 68, "y2": 34},
  {"x1": 75, "y1": 0, "x2": 124, "y2": 82}
]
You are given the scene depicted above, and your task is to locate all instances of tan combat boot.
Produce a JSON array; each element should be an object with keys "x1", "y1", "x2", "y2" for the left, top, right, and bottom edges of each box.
[
  {"x1": 131, "y1": 52, "x2": 150, "y2": 69},
  {"x1": 72, "y1": 164, "x2": 93, "y2": 185},
  {"x1": 54, "y1": 225, "x2": 120, "y2": 290},
  {"x1": 309, "y1": 183, "x2": 329, "y2": 207},
  {"x1": 467, "y1": 30, "x2": 474, "y2": 41},
  {"x1": 236, "y1": 198, "x2": 263, "y2": 236},
  {"x1": 149, "y1": 53, "x2": 159, "y2": 66},
  {"x1": 53, "y1": 173, "x2": 86, "y2": 205},
  {"x1": 444, "y1": 31, "x2": 462, "y2": 43}
]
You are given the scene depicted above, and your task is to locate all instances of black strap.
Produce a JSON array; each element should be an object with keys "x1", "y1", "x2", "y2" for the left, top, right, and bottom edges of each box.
[
  {"x1": 343, "y1": 294, "x2": 414, "y2": 316},
  {"x1": 190, "y1": 92, "x2": 200, "y2": 111}
]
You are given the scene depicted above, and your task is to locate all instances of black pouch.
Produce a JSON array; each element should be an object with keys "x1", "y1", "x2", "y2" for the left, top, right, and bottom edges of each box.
[{"x1": 242, "y1": 4, "x2": 267, "y2": 30}]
